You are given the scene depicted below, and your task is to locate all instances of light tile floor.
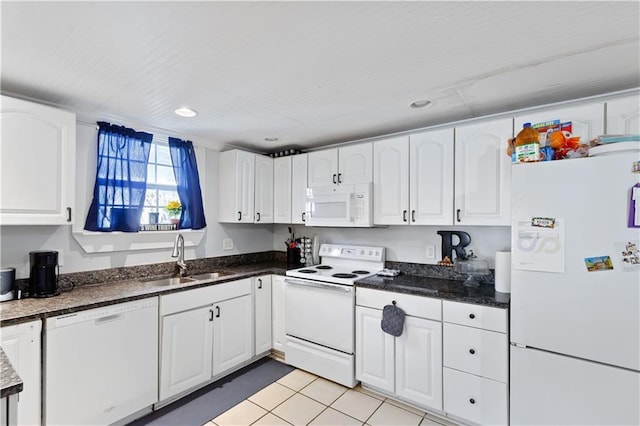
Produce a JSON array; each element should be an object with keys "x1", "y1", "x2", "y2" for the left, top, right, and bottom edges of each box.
[{"x1": 205, "y1": 368, "x2": 459, "y2": 426}]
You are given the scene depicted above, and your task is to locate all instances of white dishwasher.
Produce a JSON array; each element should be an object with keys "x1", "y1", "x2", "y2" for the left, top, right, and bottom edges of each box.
[{"x1": 45, "y1": 298, "x2": 158, "y2": 426}]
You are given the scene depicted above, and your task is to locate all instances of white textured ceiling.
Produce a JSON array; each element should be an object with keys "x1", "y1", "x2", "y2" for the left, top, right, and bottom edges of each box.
[{"x1": 1, "y1": 1, "x2": 639, "y2": 152}]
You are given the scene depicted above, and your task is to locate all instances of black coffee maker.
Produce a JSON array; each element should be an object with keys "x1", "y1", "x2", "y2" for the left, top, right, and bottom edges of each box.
[{"x1": 29, "y1": 251, "x2": 59, "y2": 297}]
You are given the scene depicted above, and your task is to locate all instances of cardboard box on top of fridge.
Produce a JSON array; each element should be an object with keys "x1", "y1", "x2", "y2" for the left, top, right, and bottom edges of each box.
[{"x1": 532, "y1": 120, "x2": 573, "y2": 147}]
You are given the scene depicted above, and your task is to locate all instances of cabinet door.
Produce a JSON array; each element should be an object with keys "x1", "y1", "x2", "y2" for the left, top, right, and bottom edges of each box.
[
  {"x1": 219, "y1": 150, "x2": 255, "y2": 223},
  {"x1": 254, "y1": 155, "x2": 273, "y2": 223},
  {"x1": 373, "y1": 136, "x2": 409, "y2": 225},
  {"x1": 291, "y1": 154, "x2": 308, "y2": 224},
  {"x1": 514, "y1": 101, "x2": 604, "y2": 143},
  {"x1": 160, "y1": 306, "x2": 213, "y2": 401},
  {"x1": 454, "y1": 118, "x2": 512, "y2": 226},
  {"x1": 212, "y1": 295, "x2": 253, "y2": 375},
  {"x1": 254, "y1": 275, "x2": 272, "y2": 355},
  {"x1": 308, "y1": 149, "x2": 338, "y2": 187},
  {"x1": 410, "y1": 129, "x2": 454, "y2": 225},
  {"x1": 273, "y1": 157, "x2": 292, "y2": 223},
  {"x1": 272, "y1": 275, "x2": 287, "y2": 353},
  {"x1": 1, "y1": 320, "x2": 42, "y2": 426},
  {"x1": 355, "y1": 306, "x2": 394, "y2": 393},
  {"x1": 338, "y1": 142, "x2": 373, "y2": 185},
  {"x1": 0, "y1": 95, "x2": 76, "y2": 225},
  {"x1": 606, "y1": 94, "x2": 640, "y2": 134},
  {"x1": 395, "y1": 316, "x2": 443, "y2": 411}
]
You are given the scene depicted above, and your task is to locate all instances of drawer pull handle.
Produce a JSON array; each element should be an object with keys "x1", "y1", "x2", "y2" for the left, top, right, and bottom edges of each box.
[
  {"x1": 469, "y1": 398, "x2": 476, "y2": 404},
  {"x1": 469, "y1": 313, "x2": 475, "y2": 319},
  {"x1": 469, "y1": 348, "x2": 475, "y2": 354}
]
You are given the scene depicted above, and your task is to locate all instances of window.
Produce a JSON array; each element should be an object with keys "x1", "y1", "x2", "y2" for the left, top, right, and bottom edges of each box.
[{"x1": 140, "y1": 139, "x2": 180, "y2": 226}]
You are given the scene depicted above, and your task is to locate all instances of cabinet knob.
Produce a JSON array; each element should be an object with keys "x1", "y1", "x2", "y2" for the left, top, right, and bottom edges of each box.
[
  {"x1": 469, "y1": 313, "x2": 475, "y2": 319},
  {"x1": 469, "y1": 348, "x2": 475, "y2": 355},
  {"x1": 469, "y1": 398, "x2": 476, "y2": 404}
]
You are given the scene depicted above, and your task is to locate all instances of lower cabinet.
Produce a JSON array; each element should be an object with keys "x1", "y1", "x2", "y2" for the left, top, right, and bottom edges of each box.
[
  {"x1": 0, "y1": 320, "x2": 41, "y2": 426},
  {"x1": 254, "y1": 275, "x2": 272, "y2": 355},
  {"x1": 159, "y1": 279, "x2": 253, "y2": 402},
  {"x1": 442, "y1": 300, "x2": 509, "y2": 425},
  {"x1": 355, "y1": 288, "x2": 443, "y2": 411},
  {"x1": 271, "y1": 275, "x2": 287, "y2": 353}
]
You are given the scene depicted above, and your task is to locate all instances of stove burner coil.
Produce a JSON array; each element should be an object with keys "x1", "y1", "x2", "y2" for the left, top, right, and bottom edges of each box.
[
  {"x1": 352, "y1": 270, "x2": 370, "y2": 275},
  {"x1": 316, "y1": 265, "x2": 333, "y2": 270},
  {"x1": 332, "y1": 273, "x2": 358, "y2": 279},
  {"x1": 298, "y1": 269, "x2": 317, "y2": 273}
]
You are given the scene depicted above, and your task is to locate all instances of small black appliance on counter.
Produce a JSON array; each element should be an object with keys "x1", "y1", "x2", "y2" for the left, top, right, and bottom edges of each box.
[{"x1": 29, "y1": 250, "x2": 59, "y2": 297}]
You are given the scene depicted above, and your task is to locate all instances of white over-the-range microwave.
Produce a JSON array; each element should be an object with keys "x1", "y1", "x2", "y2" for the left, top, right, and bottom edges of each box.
[{"x1": 305, "y1": 183, "x2": 373, "y2": 227}]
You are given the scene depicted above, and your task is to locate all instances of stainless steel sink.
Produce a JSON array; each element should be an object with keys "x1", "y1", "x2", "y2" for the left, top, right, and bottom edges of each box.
[
  {"x1": 141, "y1": 277, "x2": 196, "y2": 286},
  {"x1": 188, "y1": 271, "x2": 233, "y2": 282}
]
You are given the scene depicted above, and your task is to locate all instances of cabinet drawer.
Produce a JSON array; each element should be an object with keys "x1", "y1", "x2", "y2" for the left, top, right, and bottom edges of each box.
[
  {"x1": 443, "y1": 367, "x2": 508, "y2": 426},
  {"x1": 161, "y1": 279, "x2": 252, "y2": 315},
  {"x1": 443, "y1": 300, "x2": 507, "y2": 333},
  {"x1": 443, "y1": 323, "x2": 508, "y2": 383},
  {"x1": 356, "y1": 288, "x2": 441, "y2": 321}
]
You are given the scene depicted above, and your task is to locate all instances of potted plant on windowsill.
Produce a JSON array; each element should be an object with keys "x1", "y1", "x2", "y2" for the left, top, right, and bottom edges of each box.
[{"x1": 165, "y1": 200, "x2": 182, "y2": 225}]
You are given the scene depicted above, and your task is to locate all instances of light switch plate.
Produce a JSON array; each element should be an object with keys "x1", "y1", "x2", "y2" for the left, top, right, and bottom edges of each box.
[{"x1": 223, "y1": 239, "x2": 234, "y2": 251}]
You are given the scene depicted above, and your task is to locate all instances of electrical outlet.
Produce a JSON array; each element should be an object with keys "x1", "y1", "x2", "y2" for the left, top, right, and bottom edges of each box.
[
  {"x1": 57, "y1": 250, "x2": 64, "y2": 266},
  {"x1": 223, "y1": 239, "x2": 234, "y2": 251},
  {"x1": 426, "y1": 244, "x2": 436, "y2": 259}
]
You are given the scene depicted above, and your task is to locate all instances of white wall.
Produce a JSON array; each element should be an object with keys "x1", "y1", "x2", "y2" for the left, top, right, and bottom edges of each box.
[
  {"x1": 273, "y1": 224, "x2": 511, "y2": 268},
  {"x1": 0, "y1": 123, "x2": 274, "y2": 279}
]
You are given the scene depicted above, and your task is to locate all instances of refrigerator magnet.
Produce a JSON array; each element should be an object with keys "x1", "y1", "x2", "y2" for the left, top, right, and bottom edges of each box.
[
  {"x1": 615, "y1": 241, "x2": 640, "y2": 272},
  {"x1": 584, "y1": 256, "x2": 614, "y2": 272},
  {"x1": 629, "y1": 184, "x2": 640, "y2": 228}
]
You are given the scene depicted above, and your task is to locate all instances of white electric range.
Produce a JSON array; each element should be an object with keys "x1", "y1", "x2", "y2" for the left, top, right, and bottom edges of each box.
[{"x1": 284, "y1": 244, "x2": 385, "y2": 387}]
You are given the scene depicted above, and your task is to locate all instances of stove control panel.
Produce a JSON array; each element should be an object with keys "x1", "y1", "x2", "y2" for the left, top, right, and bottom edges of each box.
[{"x1": 319, "y1": 244, "x2": 384, "y2": 262}]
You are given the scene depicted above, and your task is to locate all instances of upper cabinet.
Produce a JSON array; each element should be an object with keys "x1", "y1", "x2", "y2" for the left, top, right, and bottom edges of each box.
[
  {"x1": 373, "y1": 130, "x2": 453, "y2": 226},
  {"x1": 1, "y1": 95, "x2": 76, "y2": 225},
  {"x1": 606, "y1": 94, "x2": 640, "y2": 135},
  {"x1": 273, "y1": 157, "x2": 292, "y2": 224},
  {"x1": 254, "y1": 155, "x2": 274, "y2": 224},
  {"x1": 514, "y1": 101, "x2": 604, "y2": 142},
  {"x1": 308, "y1": 142, "x2": 372, "y2": 187},
  {"x1": 454, "y1": 118, "x2": 513, "y2": 226},
  {"x1": 219, "y1": 150, "x2": 255, "y2": 223}
]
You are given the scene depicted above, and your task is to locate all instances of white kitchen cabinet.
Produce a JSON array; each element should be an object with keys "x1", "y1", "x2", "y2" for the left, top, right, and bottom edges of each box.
[
  {"x1": 373, "y1": 130, "x2": 453, "y2": 226},
  {"x1": 606, "y1": 94, "x2": 640, "y2": 134},
  {"x1": 442, "y1": 300, "x2": 509, "y2": 426},
  {"x1": 160, "y1": 306, "x2": 214, "y2": 400},
  {"x1": 454, "y1": 118, "x2": 512, "y2": 226},
  {"x1": 159, "y1": 279, "x2": 253, "y2": 401},
  {"x1": 308, "y1": 142, "x2": 372, "y2": 187},
  {"x1": 291, "y1": 154, "x2": 308, "y2": 224},
  {"x1": 212, "y1": 294, "x2": 253, "y2": 375},
  {"x1": 253, "y1": 275, "x2": 272, "y2": 355},
  {"x1": 355, "y1": 288, "x2": 443, "y2": 411},
  {"x1": 219, "y1": 149, "x2": 255, "y2": 223},
  {"x1": 254, "y1": 154, "x2": 274, "y2": 223},
  {"x1": 271, "y1": 275, "x2": 287, "y2": 353},
  {"x1": 0, "y1": 320, "x2": 41, "y2": 426},
  {"x1": 0, "y1": 95, "x2": 76, "y2": 225},
  {"x1": 273, "y1": 157, "x2": 292, "y2": 223},
  {"x1": 514, "y1": 101, "x2": 604, "y2": 143}
]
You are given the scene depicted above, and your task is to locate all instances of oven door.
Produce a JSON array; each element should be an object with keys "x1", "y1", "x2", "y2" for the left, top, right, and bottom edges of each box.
[{"x1": 285, "y1": 278, "x2": 355, "y2": 353}]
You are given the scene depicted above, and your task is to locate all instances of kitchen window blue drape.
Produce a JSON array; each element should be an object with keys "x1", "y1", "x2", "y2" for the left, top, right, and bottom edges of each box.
[
  {"x1": 84, "y1": 122, "x2": 153, "y2": 232},
  {"x1": 168, "y1": 137, "x2": 207, "y2": 230}
]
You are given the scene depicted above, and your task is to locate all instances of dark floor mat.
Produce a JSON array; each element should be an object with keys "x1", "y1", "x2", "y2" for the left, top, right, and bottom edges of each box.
[{"x1": 128, "y1": 357, "x2": 295, "y2": 426}]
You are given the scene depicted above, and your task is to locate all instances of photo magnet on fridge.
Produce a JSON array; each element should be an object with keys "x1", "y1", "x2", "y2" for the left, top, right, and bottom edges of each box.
[{"x1": 584, "y1": 256, "x2": 614, "y2": 272}]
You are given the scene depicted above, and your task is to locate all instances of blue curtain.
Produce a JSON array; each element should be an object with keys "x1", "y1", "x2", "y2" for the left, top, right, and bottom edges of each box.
[
  {"x1": 168, "y1": 137, "x2": 207, "y2": 230},
  {"x1": 84, "y1": 122, "x2": 153, "y2": 232}
]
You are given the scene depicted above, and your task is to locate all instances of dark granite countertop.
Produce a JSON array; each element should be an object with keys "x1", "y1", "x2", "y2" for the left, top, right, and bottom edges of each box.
[
  {"x1": 356, "y1": 274, "x2": 510, "y2": 309},
  {"x1": 0, "y1": 347, "x2": 23, "y2": 398},
  {"x1": 0, "y1": 261, "x2": 287, "y2": 327}
]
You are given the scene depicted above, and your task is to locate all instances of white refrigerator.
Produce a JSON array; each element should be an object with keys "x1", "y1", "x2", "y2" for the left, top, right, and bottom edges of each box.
[{"x1": 510, "y1": 144, "x2": 640, "y2": 425}]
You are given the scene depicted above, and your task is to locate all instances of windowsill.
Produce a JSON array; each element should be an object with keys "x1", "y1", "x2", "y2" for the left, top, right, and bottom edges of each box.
[{"x1": 72, "y1": 228, "x2": 206, "y2": 253}]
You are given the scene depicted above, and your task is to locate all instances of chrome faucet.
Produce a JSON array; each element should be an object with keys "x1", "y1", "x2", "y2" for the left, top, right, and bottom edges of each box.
[{"x1": 171, "y1": 233, "x2": 187, "y2": 276}]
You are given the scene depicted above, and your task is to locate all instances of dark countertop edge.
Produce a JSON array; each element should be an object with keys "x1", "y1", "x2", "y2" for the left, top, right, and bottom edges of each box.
[
  {"x1": 0, "y1": 347, "x2": 23, "y2": 398},
  {"x1": 0, "y1": 266, "x2": 286, "y2": 327}
]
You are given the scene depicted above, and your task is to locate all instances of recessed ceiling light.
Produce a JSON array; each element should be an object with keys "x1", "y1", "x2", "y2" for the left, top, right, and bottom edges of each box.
[
  {"x1": 409, "y1": 100, "x2": 433, "y2": 109},
  {"x1": 174, "y1": 107, "x2": 198, "y2": 117},
  {"x1": 264, "y1": 137, "x2": 279, "y2": 142}
]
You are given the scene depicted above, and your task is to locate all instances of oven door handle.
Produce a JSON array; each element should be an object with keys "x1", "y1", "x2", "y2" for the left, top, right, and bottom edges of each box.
[{"x1": 285, "y1": 278, "x2": 353, "y2": 293}]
